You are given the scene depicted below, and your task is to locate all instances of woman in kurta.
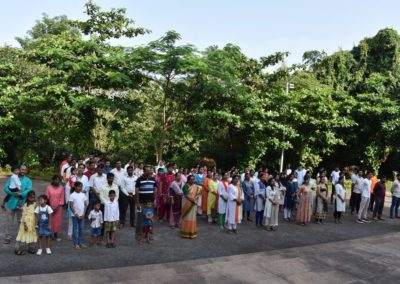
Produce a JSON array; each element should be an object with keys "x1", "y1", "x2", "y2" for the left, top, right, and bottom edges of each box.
[
  {"x1": 315, "y1": 176, "x2": 328, "y2": 224},
  {"x1": 242, "y1": 173, "x2": 254, "y2": 222},
  {"x1": 207, "y1": 173, "x2": 218, "y2": 224},
  {"x1": 226, "y1": 176, "x2": 244, "y2": 233},
  {"x1": 296, "y1": 177, "x2": 312, "y2": 225},
  {"x1": 201, "y1": 171, "x2": 212, "y2": 215},
  {"x1": 334, "y1": 176, "x2": 346, "y2": 224},
  {"x1": 181, "y1": 175, "x2": 202, "y2": 239},
  {"x1": 217, "y1": 174, "x2": 229, "y2": 230},
  {"x1": 169, "y1": 172, "x2": 183, "y2": 228},
  {"x1": 283, "y1": 174, "x2": 297, "y2": 222},
  {"x1": 45, "y1": 175, "x2": 65, "y2": 240}
]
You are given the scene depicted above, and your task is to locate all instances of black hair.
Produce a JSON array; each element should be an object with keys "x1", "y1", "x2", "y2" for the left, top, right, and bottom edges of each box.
[
  {"x1": 26, "y1": 190, "x2": 36, "y2": 205},
  {"x1": 127, "y1": 165, "x2": 134, "y2": 170},
  {"x1": 11, "y1": 165, "x2": 19, "y2": 172},
  {"x1": 51, "y1": 175, "x2": 61, "y2": 186},
  {"x1": 38, "y1": 194, "x2": 49, "y2": 205},
  {"x1": 107, "y1": 173, "x2": 115, "y2": 179},
  {"x1": 109, "y1": 190, "x2": 116, "y2": 195}
]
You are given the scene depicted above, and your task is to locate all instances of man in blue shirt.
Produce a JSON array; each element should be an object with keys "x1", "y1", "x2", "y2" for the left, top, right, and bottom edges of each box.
[{"x1": 3, "y1": 165, "x2": 32, "y2": 244}]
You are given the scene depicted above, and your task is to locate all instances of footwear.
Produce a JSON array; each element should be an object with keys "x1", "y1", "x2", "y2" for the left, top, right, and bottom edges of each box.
[
  {"x1": 36, "y1": 249, "x2": 43, "y2": 256},
  {"x1": 356, "y1": 219, "x2": 364, "y2": 224},
  {"x1": 232, "y1": 229, "x2": 238, "y2": 234},
  {"x1": 372, "y1": 217, "x2": 378, "y2": 221},
  {"x1": 247, "y1": 218, "x2": 253, "y2": 222},
  {"x1": 378, "y1": 217, "x2": 385, "y2": 220},
  {"x1": 80, "y1": 244, "x2": 88, "y2": 249},
  {"x1": 15, "y1": 250, "x2": 25, "y2": 255},
  {"x1": 338, "y1": 220, "x2": 343, "y2": 224},
  {"x1": 4, "y1": 238, "x2": 11, "y2": 245},
  {"x1": 74, "y1": 245, "x2": 81, "y2": 250},
  {"x1": 362, "y1": 219, "x2": 371, "y2": 223},
  {"x1": 46, "y1": 248, "x2": 52, "y2": 255},
  {"x1": 56, "y1": 238, "x2": 62, "y2": 242}
]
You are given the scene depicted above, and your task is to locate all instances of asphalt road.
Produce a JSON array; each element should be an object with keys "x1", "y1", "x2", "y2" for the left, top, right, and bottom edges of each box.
[{"x1": 0, "y1": 178, "x2": 399, "y2": 277}]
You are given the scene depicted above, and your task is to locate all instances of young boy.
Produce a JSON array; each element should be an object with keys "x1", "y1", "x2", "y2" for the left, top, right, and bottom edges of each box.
[
  {"x1": 104, "y1": 190, "x2": 119, "y2": 248},
  {"x1": 69, "y1": 181, "x2": 88, "y2": 249},
  {"x1": 2, "y1": 166, "x2": 22, "y2": 210},
  {"x1": 141, "y1": 202, "x2": 154, "y2": 244},
  {"x1": 88, "y1": 201, "x2": 103, "y2": 246}
]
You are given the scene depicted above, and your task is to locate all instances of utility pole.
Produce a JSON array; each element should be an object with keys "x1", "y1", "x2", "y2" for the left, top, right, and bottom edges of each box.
[{"x1": 279, "y1": 81, "x2": 294, "y2": 173}]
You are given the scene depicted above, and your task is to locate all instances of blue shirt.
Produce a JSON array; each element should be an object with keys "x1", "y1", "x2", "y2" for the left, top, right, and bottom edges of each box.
[{"x1": 3, "y1": 175, "x2": 32, "y2": 210}]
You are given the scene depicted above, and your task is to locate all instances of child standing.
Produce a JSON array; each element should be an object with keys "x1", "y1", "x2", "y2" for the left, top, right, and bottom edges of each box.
[
  {"x1": 35, "y1": 195, "x2": 54, "y2": 255},
  {"x1": 104, "y1": 190, "x2": 119, "y2": 248},
  {"x1": 14, "y1": 191, "x2": 37, "y2": 255},
  {"x1": 88, "y1": 201, "x2": 103, "y2": 246},
  {"x1": 2, "y1": 166, "x2": 22, "y2": 210},
  {"x1": 141, "y1": 203, "x2": 154, "y2": 244},
  {"x1": 69, "y1": 181, "x2": 88, "y2": 249}
]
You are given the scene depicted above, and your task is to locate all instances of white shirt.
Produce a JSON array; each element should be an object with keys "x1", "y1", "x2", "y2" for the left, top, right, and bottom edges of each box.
[
  {"x1": 104, "y1": 200, "x2": 119, "y2": 222},
  {"x1": 391, "y1": 179, "x2": 400, "y2": 198},
  {"x1": 121, "y1": 175, "x2": 137, "y2": 196},
  {"x1": 361, "y1": 178, "x2": 372, "y2": 198},
  {"x1": 296, "y1": 169, "x2": 307, "y2": 186},
  {"x1": 69, "y1": 192, "x2": 88, "y2": 216},
  {"x1": 353, "y1": 175, "x2": 363, "y2": 194},
  {"x1": 34, "y1": 205, "x2": 54, "y2": 215},
  {"x1": 110, "y1": 168, "x2": 126, "y2": 187},
  {"x1": 88, "y1": 209, "x2": 103, "y2": 228},
  {"x1": 331, "y1": 171, "x2": 340, "y2": 184},
  {"x1": 9, "y1": 173, "x2": 21, "y2": 190},
  {"x1": 76, "y1": 174, "x2": 90, "y2": 198},
  {"x1": 89, "y1": 174, "x2": 107, "y2": 194}
]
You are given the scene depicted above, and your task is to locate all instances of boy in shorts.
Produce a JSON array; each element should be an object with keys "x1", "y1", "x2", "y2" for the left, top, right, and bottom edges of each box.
[
  {"x1": 88, "y1": 201, "x2": 103, "y2": 246},
  {"x1": 104, "y1": 190, "x2": 119, "y2": 248}
]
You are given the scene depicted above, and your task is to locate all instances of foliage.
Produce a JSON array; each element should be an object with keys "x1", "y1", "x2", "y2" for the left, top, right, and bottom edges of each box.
[{"x1": 1, "y1": 2, "x2": 400, "y2": 175}]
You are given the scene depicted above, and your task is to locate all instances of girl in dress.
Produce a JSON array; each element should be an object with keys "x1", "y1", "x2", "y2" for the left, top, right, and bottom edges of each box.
[
  {"x1": 35, "y1": 195, "x2": 54, "y2": 255},
  {"x1": 45, "y1": 175, "x2": 64, "y2": 241},
  {"x1": 15, "y1": 191, "x2": 37, "y2": 255},
  {"x1": 296, "y1": 177, "x2": 312, "y2": 226}
]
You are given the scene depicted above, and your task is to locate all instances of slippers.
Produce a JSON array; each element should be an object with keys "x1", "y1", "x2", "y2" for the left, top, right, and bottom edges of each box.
[
  {"x1": 4, "y1": 239, "x2": 11, "y2": 245},
  {"x1": 14, "y1": 250, "x2": 25, "y2": 255}
]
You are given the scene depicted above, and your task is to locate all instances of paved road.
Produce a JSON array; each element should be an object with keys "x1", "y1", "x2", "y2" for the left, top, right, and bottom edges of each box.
[
  {"x1": 0, "y1": 178, "x2": 399, "y2": 278},
  {"x1": 2, "y1": 232, "x2": 400, "y2": 283}
]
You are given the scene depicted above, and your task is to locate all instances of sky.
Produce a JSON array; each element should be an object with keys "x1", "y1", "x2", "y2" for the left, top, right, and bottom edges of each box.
[{"x1": 1, "y1": 0, "x2": 400, "y2": 64}]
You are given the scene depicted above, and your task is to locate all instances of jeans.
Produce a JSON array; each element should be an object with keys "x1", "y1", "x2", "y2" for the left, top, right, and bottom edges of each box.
[
  {"x1": 373, "y1": 197, "x2": 384, "y2": 218},
  {"x1": 255, "y1": 210, "x2": 264, "y2": 226},
  {"x1": 5, "y1": 209, "x2": 21, "y2": 240},
  {"x1": 72, "y1": 217, "x2": 84, "y2": 246},
  {"x1": 390, "y1": 196, "x2": 400, "y2": 218}
]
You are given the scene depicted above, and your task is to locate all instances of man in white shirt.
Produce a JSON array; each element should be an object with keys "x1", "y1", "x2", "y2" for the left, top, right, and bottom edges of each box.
[
  {"x1": 76, "y1": 164, "x2": 90, "y2": 200},
  {"x1": 119, "y1": 165, "x2": 137, "y2": 227},
  {"x1": 100, "y1": 173, "x2": 119, "y2": 205},
  {"x1": 330, "y1": 167, "x2": 340, "y2": 203},
  {"x1": 350, "y1": 170, "x2": 363, "y2": 214},
  {"x1": 295, "y1": 166, "x2": 307, "y2": 187},
  {"x1": 89, "y1": 166, "x2": 107, "y2": 204},
  {"x1": 390, "y1": 173, "x2": 400, "y2": 218},
  {"x1": 357, "y1": 172, "x2": 373, "y2": 223},
  {"x1": 110, "y1": 161, "x2": 126, "y2": 190}
]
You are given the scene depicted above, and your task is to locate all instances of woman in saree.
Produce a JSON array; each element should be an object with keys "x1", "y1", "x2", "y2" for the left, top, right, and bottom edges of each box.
[
  {"x1": 181, "y1": 175, "x2": 202, "y2": 239},
  {"x1": 315, "y1": 175, "x2": 329, "y2": 224},
  {"x1": 296, "y1": 176, "x2": 312, "y2": 226},
  {"x1": 169, "y1": 172, "x2": 184, "y2": 228}
]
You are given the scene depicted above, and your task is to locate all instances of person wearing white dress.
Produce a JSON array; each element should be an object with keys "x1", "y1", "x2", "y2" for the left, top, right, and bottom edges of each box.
[
  {"x1": 334, "y1": 176, "x2": 346, "y2": 224},
  {"x1": 217, "y1": 174, "x2": 229, "y2": 230},
  {"x1": 226, "y1": 176, "x2": 244, "y2": 233}
]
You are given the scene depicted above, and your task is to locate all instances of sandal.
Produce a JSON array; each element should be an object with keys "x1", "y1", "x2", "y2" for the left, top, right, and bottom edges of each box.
[
  {"x1": 14, "y1": 250, "x2": 26, "y2": 255},
  {"x1": 4, "y1": 239, "x2": 11, "y2": 244}
]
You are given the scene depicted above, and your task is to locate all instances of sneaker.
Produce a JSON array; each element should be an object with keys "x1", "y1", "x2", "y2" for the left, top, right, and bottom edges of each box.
[
  {"x1": 46, "y1": 248, "x2": 52, "y2": 255},
  {"x1": 362, "y1": 219, "x2": 371, "y2": 223},
  {"x1": 356, "y1": 219, "x2": 364, "y2": 224},
  {"x1": 36, "y1": 249, "x2": 43, "y2": 256}
]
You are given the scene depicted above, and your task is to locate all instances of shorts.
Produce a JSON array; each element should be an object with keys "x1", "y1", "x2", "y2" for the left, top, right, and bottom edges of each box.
[
  {"x1": 143, "y1": 225, "x2": 153, "y2": 234},
  {"x1": 91, "y1": 227, "x2": 101, "y2": 237},
  {"x1": 104, "y1": 221, "x2": 118, "y2": 232}
]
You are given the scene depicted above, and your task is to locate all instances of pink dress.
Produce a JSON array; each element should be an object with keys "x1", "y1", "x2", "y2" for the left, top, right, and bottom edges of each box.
[{"x1": 45, "y1": 185, "x2": 65, "y2": 233}]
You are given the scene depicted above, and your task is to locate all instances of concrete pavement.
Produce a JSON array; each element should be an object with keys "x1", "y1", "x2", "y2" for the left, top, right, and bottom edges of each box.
[{"x1": 1, "y1": 232, "x2": 400, "y2": 283}]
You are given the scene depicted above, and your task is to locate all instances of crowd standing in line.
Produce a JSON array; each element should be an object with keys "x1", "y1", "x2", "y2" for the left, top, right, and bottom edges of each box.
[{"x1": 2, "y1": 154, "x2": 398, "y2": 256}]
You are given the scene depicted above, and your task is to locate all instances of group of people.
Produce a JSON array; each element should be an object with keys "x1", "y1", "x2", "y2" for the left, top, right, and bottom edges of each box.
[{"x1": 2, "y1": 155, "x2": 398, "y2": 256}]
